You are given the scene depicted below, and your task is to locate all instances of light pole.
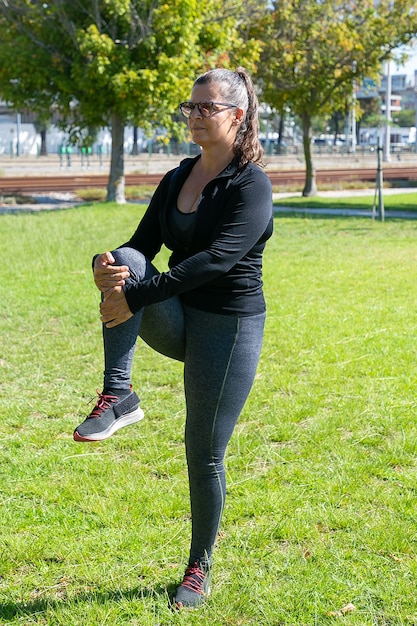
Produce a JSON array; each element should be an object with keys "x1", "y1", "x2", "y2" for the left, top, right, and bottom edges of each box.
[
  {"x1": 415, "y1": 91, "x2": 417, "y2": 154},
  {"x1": 415, "y1": 107, "x2": 417, "y2": 154},
  {"x1": 383, "y1": 59, "x2": 391, "y2": 162},
  {"x1": 351, "y1": 61, "x2": 357, "y2": 154},
  {"x1": 372, "y1": 137, "x2": 385, "y2": 222}
]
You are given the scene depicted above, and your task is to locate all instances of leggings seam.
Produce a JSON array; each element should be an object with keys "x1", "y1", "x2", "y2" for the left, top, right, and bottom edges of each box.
[{"x1": 209, "y1": 316, "x2": 241, "y2": 539}]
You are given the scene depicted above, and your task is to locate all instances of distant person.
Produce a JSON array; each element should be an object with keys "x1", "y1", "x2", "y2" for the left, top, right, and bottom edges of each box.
[{"x1": 73, "y1": 67, "x2": 273, "y2": 609}]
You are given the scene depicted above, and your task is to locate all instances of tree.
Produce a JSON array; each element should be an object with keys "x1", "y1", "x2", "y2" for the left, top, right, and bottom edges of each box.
[
  {"x1": 328, "y1": 109, "x2": 348, "y2": 145},
  {"x1": 356, "y1": 95, "x2": 384, "y2": 141},
  {"x1": 33, "y1": 117, "x2": 50, "y2": 156},
  {"x1": 0, "y1": 0, "x2": 263, "y2": 203},
  {"x1": 393, "y1": 108, "x2": 416, "y2": 127},
  {"x1": 0, "y1": 12, "x2": 59, "y2": 155},
  {"x1": 257, "y1": 0, "x2": 417, "y2": 196}
]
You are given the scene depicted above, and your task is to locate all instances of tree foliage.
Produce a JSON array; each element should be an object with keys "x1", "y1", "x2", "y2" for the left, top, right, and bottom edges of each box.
[
  {"x1": 393, "y1": 108, "x2": 416, "y2": 127},
  {"x1": 257, "y1": 0, "x2": 417, "y2": 195},
  {"x1": 0, "y1": 0, "x2": 263, "y2": 201},
  {"x1": 1, "y1": 1, "x2": 416, "y2": 201}
]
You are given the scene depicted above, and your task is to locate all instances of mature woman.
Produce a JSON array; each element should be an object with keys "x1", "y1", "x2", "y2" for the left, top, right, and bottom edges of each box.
[{"x1": 73, "y1": 67, "x2": 273, "y2": 609}]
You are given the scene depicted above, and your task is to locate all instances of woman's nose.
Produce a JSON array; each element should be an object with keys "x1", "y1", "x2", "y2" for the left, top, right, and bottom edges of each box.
[{"x1": 190, "y1": 104, "x2": 202, "y2": 118}]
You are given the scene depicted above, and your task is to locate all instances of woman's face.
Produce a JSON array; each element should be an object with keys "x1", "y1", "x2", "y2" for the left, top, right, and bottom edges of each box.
[{"x1": 187, "y1": 82, "x2": 243, "y2": 151}]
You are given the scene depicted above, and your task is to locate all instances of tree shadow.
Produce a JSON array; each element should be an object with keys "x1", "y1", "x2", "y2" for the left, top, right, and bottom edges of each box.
[
  {"x1": 273, "y1": 207, "x2": 417, "y2": 220},
  {"x1": 0, "y1": 581, "x2": 178, "y2": 621}
]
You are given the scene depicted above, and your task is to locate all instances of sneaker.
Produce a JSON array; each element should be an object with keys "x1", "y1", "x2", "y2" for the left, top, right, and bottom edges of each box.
[
  {"x1": 73, "y1": 389, "x2": 144, "y2": 442},
  {"x1": 172, "y1": 562, "x2": 211, "y2": 609}
]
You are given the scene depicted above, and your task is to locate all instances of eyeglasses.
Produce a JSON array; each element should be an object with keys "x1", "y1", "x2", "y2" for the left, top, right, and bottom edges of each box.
[{"x1": 179, "y1": 101, "x2": 238, "y2": 118}]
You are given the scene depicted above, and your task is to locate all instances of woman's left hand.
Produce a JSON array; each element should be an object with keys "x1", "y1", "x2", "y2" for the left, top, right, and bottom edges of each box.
[{"x1": 100, "y1": 286, "x2": 133, "y2": 328}]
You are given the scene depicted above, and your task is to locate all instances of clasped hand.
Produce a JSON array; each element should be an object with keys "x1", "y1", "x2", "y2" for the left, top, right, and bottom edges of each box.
[{"x1": 93, "y1": 251, "x2": 133, "y2": 328}]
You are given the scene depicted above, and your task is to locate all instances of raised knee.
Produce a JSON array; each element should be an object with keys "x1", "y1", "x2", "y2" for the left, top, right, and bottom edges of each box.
[
  {"x1": 112, "y1": 247, "x2": 148, "y2": 282},
  {"x1": 112, "y1": 247, "x2": 145, "y2": 267}
]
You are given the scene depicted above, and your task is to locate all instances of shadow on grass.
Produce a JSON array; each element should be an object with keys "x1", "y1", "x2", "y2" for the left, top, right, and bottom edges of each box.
[
  {"x1": 273, "y1": 210, "x2": 368, "y2": 220},
  {"x1": 273, "y1": 206, "x2": 417, "y2": 220},
  {"x1": 0, "y1": 581, "x2": 178, "y2": 620},
  {"x1": 274, "y1": 197, "x2": 417, "y2": 213}
]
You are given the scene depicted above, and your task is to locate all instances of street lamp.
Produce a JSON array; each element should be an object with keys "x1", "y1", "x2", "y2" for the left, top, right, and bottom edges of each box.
[
  {"x1": 383, "y1": 59, "x2": 391, "y2": 162},
  {"x1": 351, "y1": 61, "x2": 357, "y2": 154}
]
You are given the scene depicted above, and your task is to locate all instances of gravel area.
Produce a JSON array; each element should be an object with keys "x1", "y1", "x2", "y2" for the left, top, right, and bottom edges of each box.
[{"x1": 0, "y1": 192, "x2": 82, "y2": 213}]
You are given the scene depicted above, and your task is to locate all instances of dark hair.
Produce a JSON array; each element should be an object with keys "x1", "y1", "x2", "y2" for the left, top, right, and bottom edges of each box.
[{"x1": 194, "y1": 67, "x2": 264, "y2": 167}]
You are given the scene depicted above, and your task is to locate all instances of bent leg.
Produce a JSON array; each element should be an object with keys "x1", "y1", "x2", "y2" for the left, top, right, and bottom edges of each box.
[{"x1": 102, "y1": 247, "x2": 185, "y2": 391}]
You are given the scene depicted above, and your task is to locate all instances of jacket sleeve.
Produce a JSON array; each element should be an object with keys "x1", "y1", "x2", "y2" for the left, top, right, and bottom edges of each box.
[{"x1": 123, "y1": 166, "x2": 273, "y2": 313}]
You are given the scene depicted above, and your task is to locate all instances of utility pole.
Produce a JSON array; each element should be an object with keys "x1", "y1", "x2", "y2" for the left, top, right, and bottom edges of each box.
[
  {"x1": 415, "y1": 104, "x2": 417, "y2": 154},
  {"x1": 351, "y1": 61, "x2": 357, "y2": 154},
  {"x1": 373, "y1": 137, "x2": 385, "y2": 222},
  {"x1": 383, "y1": 60, "x2": 391, "y2": 162}
]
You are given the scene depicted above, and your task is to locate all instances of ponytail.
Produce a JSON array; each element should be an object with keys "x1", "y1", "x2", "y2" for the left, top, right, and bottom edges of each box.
[{"x1": 233, "y1": 67, "x2": 264, "y2": 166}]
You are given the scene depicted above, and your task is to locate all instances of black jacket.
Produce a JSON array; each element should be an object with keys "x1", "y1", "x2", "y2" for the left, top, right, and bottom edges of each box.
[{"x1": 122, "y1": 155, "x2": 273, "y2": 316}]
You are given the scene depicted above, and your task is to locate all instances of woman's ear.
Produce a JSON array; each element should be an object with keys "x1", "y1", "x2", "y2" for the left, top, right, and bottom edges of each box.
[{"x1": 234, "y1": 108, "x2": 245, "y2": 124}]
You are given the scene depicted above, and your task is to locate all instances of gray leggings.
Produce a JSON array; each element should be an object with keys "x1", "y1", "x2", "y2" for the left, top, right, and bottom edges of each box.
[{"x1": 103, "y1": 247, "x2": 265, "y2": 566}]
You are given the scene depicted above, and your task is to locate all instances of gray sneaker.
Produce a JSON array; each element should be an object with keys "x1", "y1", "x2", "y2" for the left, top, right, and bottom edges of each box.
[
  {"x1": 172, "y1": 562, "x2": 212, "y2": 609},
  {"x1": 73, "y1": 390, "x2": 144, "y2": 442}
]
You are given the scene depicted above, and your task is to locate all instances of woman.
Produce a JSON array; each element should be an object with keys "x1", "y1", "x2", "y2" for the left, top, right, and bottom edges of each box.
[{"x1": 73, "y1": 67, "x2": 273, "y2": 609}]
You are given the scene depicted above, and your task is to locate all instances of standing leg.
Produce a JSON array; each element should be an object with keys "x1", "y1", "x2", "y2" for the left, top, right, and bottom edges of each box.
[{"x1": 173, "y1": 307, "x2": 266, "y2": 608}]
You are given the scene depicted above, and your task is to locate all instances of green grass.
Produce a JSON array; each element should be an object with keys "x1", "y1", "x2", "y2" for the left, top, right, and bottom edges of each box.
[
  {"x1": 1, "y1": 203, "x2": 417, "y2": 625},
  {"x1": 274, "y1": 191, "x2": 417, "y2": 213}
]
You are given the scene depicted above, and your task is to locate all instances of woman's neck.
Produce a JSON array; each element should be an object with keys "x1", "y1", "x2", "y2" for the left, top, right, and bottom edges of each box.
[{"x1": 198, "y1": 147, "x2": 235, "y2": 177}]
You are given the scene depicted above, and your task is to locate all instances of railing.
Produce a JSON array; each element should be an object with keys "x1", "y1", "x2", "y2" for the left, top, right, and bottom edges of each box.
[{"x1": 261, "y1": 143, "x2": 416, "y2": 157}]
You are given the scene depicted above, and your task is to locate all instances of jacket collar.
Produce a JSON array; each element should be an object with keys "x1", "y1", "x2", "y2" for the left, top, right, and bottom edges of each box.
[{"x1": 177, "y1": 154, "x2": 242, "y2": 180}]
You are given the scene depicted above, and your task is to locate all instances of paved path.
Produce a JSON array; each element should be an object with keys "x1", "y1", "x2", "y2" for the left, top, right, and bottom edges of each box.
[
  {"x1": 273, "y1": 206, "x2": 417, "y2": 219},
  {"x1": 273, "y1": 187, "x2": 417, "y2": 219}
]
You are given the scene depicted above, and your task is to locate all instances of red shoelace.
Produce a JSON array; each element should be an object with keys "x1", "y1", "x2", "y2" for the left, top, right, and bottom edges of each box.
[
  {"x1": 179, "y1": 564, "x2": 207, "y2": 595},
  {"x1": 89, "y1": 390, "x2": 118, "y2": 418}
]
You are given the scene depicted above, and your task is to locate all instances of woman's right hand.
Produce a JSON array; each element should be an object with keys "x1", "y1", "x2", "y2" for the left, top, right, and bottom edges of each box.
[{"x1": 93, "y1": 251, "x2": 130, "y2": 293}]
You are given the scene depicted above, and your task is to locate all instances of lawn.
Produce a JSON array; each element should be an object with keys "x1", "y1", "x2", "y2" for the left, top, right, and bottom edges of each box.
[
  {"x1": 1, "y1": 202, "x2": 417, "y2": 625},
  {"x1": 274, "y1": 191, "x2": 417, "y2": 213}
]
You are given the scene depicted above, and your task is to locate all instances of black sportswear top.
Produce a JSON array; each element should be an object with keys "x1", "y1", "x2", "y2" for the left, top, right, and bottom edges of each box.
[{"x1": 121, "y1": 155, "x2": 274, "y2": 316}]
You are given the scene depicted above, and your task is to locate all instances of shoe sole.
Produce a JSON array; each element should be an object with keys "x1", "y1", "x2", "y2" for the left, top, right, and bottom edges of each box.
[{"x1": 73, "y1": 407, "x2": 144, "y2": 442}]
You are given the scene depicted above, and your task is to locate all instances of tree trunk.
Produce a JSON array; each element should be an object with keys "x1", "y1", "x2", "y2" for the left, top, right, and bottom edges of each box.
[
  {"x1": 332, "y1": 113, "x2": 340, "y2": 146},
  {"x1": 301, "y1": 112, "x2": 317, "y2": 196},
  {"x1": 107, "y1": 112, "x2": 125, "y2": 203},
  {"x1": 39, "y1": 128, "x2": 48, "y2": 156},
  {"x1": 355, "y1": 116, "x2": 359, "y2": 146},
  {"x1": 277, "y1": 113, "x2": 284, "y2": 144},
  {"x1": 131, "y1": 126, "x2": 139, "y2": 155}
]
